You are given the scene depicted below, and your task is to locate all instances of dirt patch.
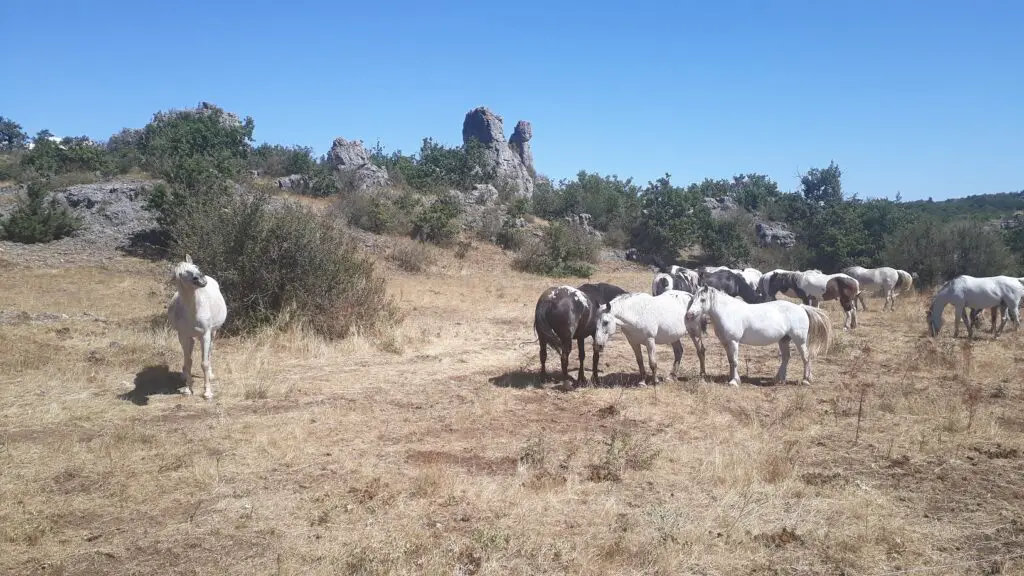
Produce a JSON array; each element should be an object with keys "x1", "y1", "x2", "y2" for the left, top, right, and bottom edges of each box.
[
  {"x1": 972, "y1": 443, "x2": 1020, "y2": 459},
  {"x1": 406, "y1": 449, "x2": 518, "y2": 476}
]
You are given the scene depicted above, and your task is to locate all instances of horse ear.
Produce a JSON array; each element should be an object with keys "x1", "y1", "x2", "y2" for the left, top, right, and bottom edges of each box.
[
  {"x1": 185, "y1": 254, "x2": 193, "y2": 264},
  {"x1": 603, "y1": 302, "x2": 611, "y2": 313}
]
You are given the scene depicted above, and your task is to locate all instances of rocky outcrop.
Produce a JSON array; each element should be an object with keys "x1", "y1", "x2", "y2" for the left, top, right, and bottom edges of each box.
[
  {"x1": 462, "y1": 107, "x2": 534, "y2": 198},
  {"x1": 564, "y1": 213, "x2": 600, "y2": 237},
  {"x1": 508, "y1": 120, "x2": 534, "y2": 176},
  {"x1": 756, "y1": 221, "x2": 796, "y2": 248},
  {"x1": 704, "y1": 195, "x2": 739, "y2": 218},
  {"x1": 326, "y1": 137, "x2": 391, "y2": 193},
  {"x1": 277, "y1": 174, "x2": 309, "y2": 192}
]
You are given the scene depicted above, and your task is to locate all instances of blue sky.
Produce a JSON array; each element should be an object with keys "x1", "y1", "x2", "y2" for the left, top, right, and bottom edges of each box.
[{"x1": 3, "y1": 1, "x2": 1021, "y2": 200}]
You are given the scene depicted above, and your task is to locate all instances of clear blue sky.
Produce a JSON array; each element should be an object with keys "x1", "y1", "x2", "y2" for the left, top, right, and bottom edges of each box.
[{"x1": 3, "y1": 1, "x2": 1021, "y2": 200}]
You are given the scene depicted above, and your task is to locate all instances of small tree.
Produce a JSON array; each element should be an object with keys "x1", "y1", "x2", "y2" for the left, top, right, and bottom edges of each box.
[
  {"x1": 0, "y1": 116, "x2": 28, "y2": 151},
  {"x1": 629, "y1": 174, "x2": 708, "y2": 263},
  {"x1": 0, "y1": 180, "x2": 82, "y2": 243},
  {"x1": 801, "y1": 161, "x2": 843, "y2": 206},
  {"x1": 411, "y1": 192, "x2": 462, "y2": 246},
  {"x1": 701, "y1": 215, "x2": 752, "y2": 266}
]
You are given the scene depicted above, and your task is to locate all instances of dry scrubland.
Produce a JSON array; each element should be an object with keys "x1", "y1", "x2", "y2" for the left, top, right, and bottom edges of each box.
[{"x1": 3, "y1": 240, "x2": 1024, "y2": 576}]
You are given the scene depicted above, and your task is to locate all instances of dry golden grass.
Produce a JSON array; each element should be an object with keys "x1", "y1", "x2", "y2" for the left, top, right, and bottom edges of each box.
[{"x1": 3, "y1": 242, "x2": 1024, "y2": 575}]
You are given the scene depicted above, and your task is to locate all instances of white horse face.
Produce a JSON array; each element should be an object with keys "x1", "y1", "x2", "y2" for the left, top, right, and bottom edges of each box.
[
  {"x1": 594, "y1": 310, "x2": 620, "y2": 351},
  {"x1": 174, "y1": 260, "x2": 208, "y2": 288},
  {"x1": 685, "y1": 288, "x2": 709, "y2": 323}
]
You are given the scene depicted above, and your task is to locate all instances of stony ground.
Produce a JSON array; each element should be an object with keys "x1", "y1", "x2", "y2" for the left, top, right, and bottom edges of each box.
[{"x1": 2, "y1": 230, "x2": 1024, "y2": 575}]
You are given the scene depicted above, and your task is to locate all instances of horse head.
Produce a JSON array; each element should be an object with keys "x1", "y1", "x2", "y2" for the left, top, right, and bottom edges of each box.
[
  {"x1": 685, "y1": 285, "x2": 710, "y2": 324},
  {"x1": 593, "y1": 303, "x2": 621, "y2": 351},
  {"x1": 173, "y1": 254, "x2": 208, "y2": 288}
]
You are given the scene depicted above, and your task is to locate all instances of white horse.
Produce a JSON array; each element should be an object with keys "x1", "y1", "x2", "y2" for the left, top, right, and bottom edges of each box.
[
  {"x1": 684, "y1": 286, "x2": 833, "y2": 386},
  {"x1": 669, "y1": 265, "x2": 700, "y2": 293},
  {"x1": 842, "y1": 266, "x2": 913, "y2": 311},
  {"x1": 652, "y1": 272, "x2": 674, "y2": 296},
  {"x1": 594, "y1": 291, "x2": 706, "y2": 384},
  {"x1": 739, "y1": 268, "x2": 763, "y2": 293},
  {"x1": 926, "y1": 275, "x2": 1024, "y2": 338},
  {"x1": 796, "y1": 270, "x2": 861, "y2": 329},
  {"x1": 168, "y1": 254, "x2": 228, "y2": 399}
]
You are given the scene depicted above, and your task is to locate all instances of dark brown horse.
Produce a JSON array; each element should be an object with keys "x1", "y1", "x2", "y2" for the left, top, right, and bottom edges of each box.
[{"x1": 534, "y1": 282, "x2": 627, "y2": 386}]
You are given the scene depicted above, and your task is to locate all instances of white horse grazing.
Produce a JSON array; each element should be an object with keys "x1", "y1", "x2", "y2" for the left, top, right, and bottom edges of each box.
[
  {"x1": 842, "y1": 266, "x2": 913, "y2": 311},
  {"x1": 926, "y1": 275, "x2": 1024, "y2": 338},
  {"x1": 594, "y1": 291, "x2": 706, "y2": 384},
  {"x1": 168, "y1": 254, "x2": 228, "y2": 399},
  {"x1": 684, "y1": 286, "x2": 833, "y2": 386}
]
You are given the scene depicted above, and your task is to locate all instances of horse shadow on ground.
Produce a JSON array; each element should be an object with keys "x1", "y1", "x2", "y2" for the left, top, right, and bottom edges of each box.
[
  {"x1": 488, "y1": 370, "x2": 650, "y2": 390},
  {"x1": 119, "y1": 365, "x2": 182, "y2": 406}
]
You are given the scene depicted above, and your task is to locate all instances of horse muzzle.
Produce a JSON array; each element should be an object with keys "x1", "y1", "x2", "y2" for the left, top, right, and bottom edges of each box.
[{"x1": 193, "y1": 277, "x2": 208, "y2": 287}]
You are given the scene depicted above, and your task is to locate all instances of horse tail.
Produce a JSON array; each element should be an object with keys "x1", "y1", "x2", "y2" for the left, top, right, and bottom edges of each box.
[
  {"x1": 801, "y1": 305, "x2": 833, "y2": 358},
  {"x1": 895, "y1": 269, "x2": 913, "y2": 292}
]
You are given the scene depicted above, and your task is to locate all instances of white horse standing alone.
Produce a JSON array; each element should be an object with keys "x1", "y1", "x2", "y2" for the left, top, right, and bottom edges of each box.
[
  {"x1": 926, "y1": 275, "x2": 1024, "y2": 338},
  {"x1": 842, "y1": 266, "x2": 913, "y2": 311},
  {"x1": 685, "y1": 286, "x2": 833, "y2": 386},
  {"x1": 168, "y1": 255, "x2": 228, "y2": 399},
  {"x1": 594, "y1": 291, "x2": 707, "y2": 384}
]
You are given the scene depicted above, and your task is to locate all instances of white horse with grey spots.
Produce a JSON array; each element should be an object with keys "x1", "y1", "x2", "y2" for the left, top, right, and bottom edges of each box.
[
  {"x1": 594, "y1": 291, "x2": 706, "y2": 385},
  {"x1": 168, "y1": 254, "x2": 228, "y2": 399}
]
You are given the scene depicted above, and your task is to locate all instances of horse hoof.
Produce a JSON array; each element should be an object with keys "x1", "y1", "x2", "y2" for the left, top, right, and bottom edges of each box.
[
  {"x1": 202, "y1": 391, "x2": 213, "y2": 400},
  {"x1": 800, "y1": 379, "x2": 811, "y2": 386},
  {"x1": 181, "y1": 388, "x2": 193, "y2": 396},
  {"x1": 728, "y1": 380, "x2": 740, "y2": 387}
]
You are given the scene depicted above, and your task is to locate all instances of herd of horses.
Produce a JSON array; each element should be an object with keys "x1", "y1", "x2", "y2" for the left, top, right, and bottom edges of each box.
[
  {"x1": 533, "y1": 261, "x2": 1024, "y2": 388},
  {"x1": 159, "y1": 253, "x2": 1024, "y2": 400}
]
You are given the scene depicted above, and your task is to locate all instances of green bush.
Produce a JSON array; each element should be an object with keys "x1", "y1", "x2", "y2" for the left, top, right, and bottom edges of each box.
[
  {"x1": 411, "y1": 192, "x2": 462, "y2": 246},
  {"x1": 513, "y1": 222, "x2": 600, "y2": 278},
  {"x1": 884, "y1": 217, "x2": 1018, "y2": 288},
  {"x1": 170, "y1": 188, "x2": 396, "y2": 338},
  {"x1": 628, "y1": 175, "x2": 708, "y2": 263},
  {"x1": 249, "y1": 143, "x2": 315, "y2": 177},
  {"x1": 1, "y1": 180, "x2": 83, "y2": 243},
  {"x1": 701, "y1": 214, "x2": 753, "y2": 266}
]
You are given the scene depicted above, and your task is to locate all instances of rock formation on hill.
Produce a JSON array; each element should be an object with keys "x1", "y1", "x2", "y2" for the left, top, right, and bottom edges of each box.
[
  {"x1": 755, "y1": 221, "x2": 797, "y2": 248},
  {"x1": 462, "y1": 107, "x2": 534, "y2": 198},
  {"x1": 325, "y1": 137, "x2": 391, "y2": 193}
]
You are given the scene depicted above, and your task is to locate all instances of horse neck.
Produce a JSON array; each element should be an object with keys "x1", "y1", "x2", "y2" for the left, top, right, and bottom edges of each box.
[
  {"x1": 176, "y1": 282, "x2": 202, "y2": 311},
  {"x1": 705, "y1": 289, "x2": 741, "y2": 322}
]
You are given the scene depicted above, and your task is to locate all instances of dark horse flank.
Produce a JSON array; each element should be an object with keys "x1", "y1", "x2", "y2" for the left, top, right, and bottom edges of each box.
[
  {"x1": 533, "y1": 282, "x2": 627, "y2": 385},
  {"x1": 701, "y1": 269, "x2": 762, "y2": 304},
  {"x1": 761, "y1": 271, "x2": 811, "y2": 303}
]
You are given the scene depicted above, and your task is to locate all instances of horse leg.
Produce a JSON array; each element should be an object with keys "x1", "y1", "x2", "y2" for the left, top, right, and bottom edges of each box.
[
  {"x1": 590, "y1": 339, "x2": 601, "y2": 387},
  {"x1": 954, "y1": 305, "x2": 965, "y2": 338},
  {"x1": 538, "y1": 337, "x2": 548, "y2": 381},
  {"x1": 690, "y1": 334, "x2": 707, "y2": 380},
  {"x1": 995, "y1": 302, "x2": 1012, "y2": 337},
  {"x1": 1009, "y1": 303, "x2": 1021, "y2": 332},
  {"x1": 559, "y1": 341, "x2": 572, "y2": 384},
  {"x1": 178, "y1": 333, "x2": 194, "y2": 396},
  {"x1": 630, "y1": 340, "x2": 646, "y2": 385},
  {"x1": 670, "y1": 340, "x2": 683, "y2": 379},
  {"x1": 576, "y1": 338, "x2": 588, "y2": 386},
  {"x1": 200, "y1": 331, "x2": 215, "y2": 400},
  {"x1": 857, "y1": 291, "x2": 868, "y2": 311},
  {"x1": 645, "y1": 338, "x2": 659, "y2": 385},
  {"x1": 797, "y1": 339, "x2": 812, "y2": 385},
  {"x1": 726, "y1": 340, "x2": 741, "y2": 387},
  {"x1": 775, "y1": 336, "x2": 791, "y2": 385}
]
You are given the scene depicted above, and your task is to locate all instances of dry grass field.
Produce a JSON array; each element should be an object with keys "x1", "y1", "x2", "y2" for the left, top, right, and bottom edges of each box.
[{"x1": 3, "y1": 240, "x2": 1024, "y2": 575}]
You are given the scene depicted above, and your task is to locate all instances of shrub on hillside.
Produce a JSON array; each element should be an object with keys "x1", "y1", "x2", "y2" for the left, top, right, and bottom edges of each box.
[
  {"x1": 884, "y1": 218, "x2": 1017, "y2": 287},
  {"x1": 0, "y1": 180, "x2": 82, "y2": 243},
  {"x1": 170, "y1": 188, "x2": 395, "y2": 338},
  {"x1": 701, "y1": 214, "x2": 753, "y2": 266},
  {"x1": 513, "y1": 222, "x2": 600, "y2": 278},
  {"x1": 249, "y1": 144, "x2": 315, "y2": 178},
  {"x1": 411, "y1": 192, "x2": 462, "y2": 246},
  {"x1": 388, "y1": 238, "x2": 436, "y2": 273}
]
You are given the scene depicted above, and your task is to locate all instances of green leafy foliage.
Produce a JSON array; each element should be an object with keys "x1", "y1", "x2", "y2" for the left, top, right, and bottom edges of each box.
[
  {"x1": 700, "y1": 214, "x2": 753, "y2": 266},
  {"x1": 0, "y1": 180, "x2": 82, "y2": 243},
  {"x1": 170, "y1": 187, "x2": 395, "y2": 338},
  {"x1": 800, "y1": 161, "x2": 843, "y2": 206},
  {"x1": 0, "y1": 116, "x2": 28, "y2": 151},
  {"x1": 369, "y1": 138, "x2": 493, "y2": 195},
  {"x1": 513, "y1": 222, "x2": 600, "y2": 278},
  {"x1": 629, "y1": 175, "x2": 709, "y2": 263},
  {"x1": 249, "y1": 143, "x2": 315, "y2": 177},
  {"x1": 884, "y1": 218, "x2": 1017, "y2": 287},
  {"x1": 531, "y1": 171, "x2": 640, "y2": 245},
  {"x1": 411, "y1": 192, "x2": 462, "y2": 246}
]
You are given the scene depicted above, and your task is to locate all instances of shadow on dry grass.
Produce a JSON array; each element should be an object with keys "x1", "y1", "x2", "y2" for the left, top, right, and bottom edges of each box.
[{"x1": 118, "y1": 364, "x2": 181, "y2": 405}]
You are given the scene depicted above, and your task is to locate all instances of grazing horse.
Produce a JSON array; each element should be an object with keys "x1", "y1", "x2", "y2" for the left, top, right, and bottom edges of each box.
[
  {"x1": 684, "y1": 286, "x2": 833, "y2": 386},
  {"x1": 702, "y1": 269, "x2": 763, "y2": 304},
  {"x1": 758, "y1": 269, "x2": 810, "y2": 302},
  {"x1": 533, "y1": 283, "x2": 627, "y2": 385},
  {"x1": 738, "y1": 268, "x2": 763, "y2": 293},
  {"x1": 652, "y1": 258, "x2": 701, "y2": 294},
  {"x1": 796, "y1": 271, "x2": 861, "y2": 329},
  {"x1": 842, "y1": 266, "x2": 913, "y2": 311},
  {"x1": 926, "y1": 275, "x2": 1024, "y2": 338},
  {"x1": 652, "y1": 273, "x2": 674, "y2": 296},
  {"x1": 593, "y1": 291, "x2": 707, "y2": 384},
  {"x1": 168, "y1": 254, "x2": 228, "y2": 400}
]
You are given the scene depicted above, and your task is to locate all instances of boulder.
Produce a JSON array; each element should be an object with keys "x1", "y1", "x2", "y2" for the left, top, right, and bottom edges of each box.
[
  {"x1": 564, "y1": 212, "x2": 602, "y2": 238},
  {"x1": 508, "y1": 120, "x2": 534, "y2": 175},
  {"x1": 277, "y1": 174, "x2": 309, "y2": 191},
  {"x1": 756, "y1": 221, "x2": 797, "y2": 248},
  {"x1": 462, "y1": 107, "x2": 534, "y2": 198},
  {"x1": 326, "y1": 137, "x2": 391, "y2": 193},
  {"x1": 703, "y1": 195, "x2": 739, "y2": 218}
]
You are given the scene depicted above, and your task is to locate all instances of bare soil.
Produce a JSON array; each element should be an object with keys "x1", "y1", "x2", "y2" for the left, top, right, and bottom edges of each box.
[{"x1": 2, "y1": 238, "x2": 1024, "y2": 575}]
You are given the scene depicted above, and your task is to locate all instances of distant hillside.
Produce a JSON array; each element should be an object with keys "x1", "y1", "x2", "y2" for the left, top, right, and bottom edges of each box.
[{"x1": 903, "y1": 191, "x2": 1024, "y2": 221}]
